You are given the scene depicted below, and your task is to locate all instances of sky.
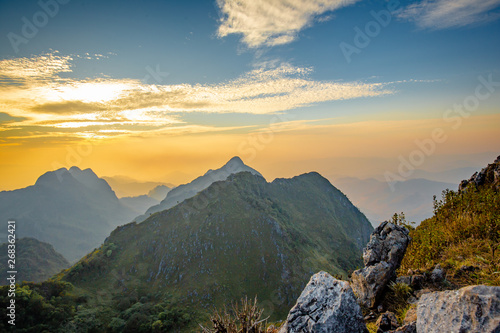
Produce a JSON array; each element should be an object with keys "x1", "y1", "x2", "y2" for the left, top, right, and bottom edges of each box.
[{"x1": 0, "y1": 0, "x2": 499, "y2": 191}]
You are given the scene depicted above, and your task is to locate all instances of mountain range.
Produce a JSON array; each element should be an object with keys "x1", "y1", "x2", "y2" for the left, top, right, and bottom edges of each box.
[
  {"x1": 335, "y1": 177, "x2": 457, "y2": 225},
  {"x1": 61, "y1": 170, "x2": 373, "y2": 320},
  {"x1": 134, "y1": 156, "x2": 262, "y2": 222},
  {"x1": 0, "y1": 167, "x2": 137, "y2": 262}
]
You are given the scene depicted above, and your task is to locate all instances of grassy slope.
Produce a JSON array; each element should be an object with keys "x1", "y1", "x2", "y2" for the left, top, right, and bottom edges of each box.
[{"x1": 399, "y1": 184, "x2": 500, "y2": 286}]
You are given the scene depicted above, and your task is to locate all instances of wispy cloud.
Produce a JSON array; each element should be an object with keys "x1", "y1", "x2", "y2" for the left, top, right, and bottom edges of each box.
[
  {"x1": 216, "y1": 0, "x2": 358, "y2": 48},
  {"x1": 399, "y1": 0, "x2": 500, "y2": 29},
  {"x1": 0, "y1": 52, "x2": 392, "y2": 143}
]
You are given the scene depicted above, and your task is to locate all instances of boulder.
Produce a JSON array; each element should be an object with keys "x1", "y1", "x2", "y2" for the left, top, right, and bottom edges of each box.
[
  {"x1": 417, "y1": 285, "x2": 500, "y2": 333},
  {"x1": 351, "y1": 222, "x2": 411, "y2": 308},
  {"x1": 430, "y1": 264, "x2": 444, "y2": 283},
  {"x1": 396, "y1": 275, "x2": 423, "y2": 290},
  {"x1": 363, "y1": 222, "x2": 410, "y2": 268},
  {"x1": 279, "y1": 271, "x2": 367, "y2": 333},
  {"x1": 375, "y1": 311, "x2": 399, "y2": 332}
]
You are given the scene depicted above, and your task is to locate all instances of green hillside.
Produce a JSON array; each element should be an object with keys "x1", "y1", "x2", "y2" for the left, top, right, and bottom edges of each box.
[
  {"x1": 51, "y1": 171, "x2": 372, "y2": 330},
  {"x1": 0, "y1": 238, "x2": 70, "y2": 284}
]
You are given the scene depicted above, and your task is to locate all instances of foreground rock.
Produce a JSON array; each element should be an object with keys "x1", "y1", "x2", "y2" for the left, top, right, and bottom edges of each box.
[
  {"x1": 279, "y1": 271, "x2": 367, "y2": 333},
  {"x1": 376, "y1": 311, "x2": 398, "y2": 332},
  {"x1": 351, "y1": 222, "x2": 411, "y2": 308},
  {"x1": 417, "y1": 285, "x2": 500, "y2": 332}
]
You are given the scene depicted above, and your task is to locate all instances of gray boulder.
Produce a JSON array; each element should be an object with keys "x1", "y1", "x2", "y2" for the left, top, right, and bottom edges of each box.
[
  {"x1": 351, "y1": 222, "x2": 411, "y2": 308},
  {"x1": 417, "y1": 285, "x2": 500, "y2": 332},
  {"x1": 279, "y1": 271, "x2": 367, "y2": 333},
  {"x1": 430, "y1": 264, "x2": 445, "y2": 283}
]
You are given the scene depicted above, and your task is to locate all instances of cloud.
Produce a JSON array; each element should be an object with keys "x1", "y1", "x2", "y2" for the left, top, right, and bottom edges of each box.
[
  {"x1": 0, "y1": 52, "x2": 393, "y2": 143},
  {"x1": 399, "y1": 0, "x2": 500, "y2": 29},
  {"x1": 0, "y1": 52, "x2": 73, "y2": 86},
  {"x1": 216, "y1": 0, "x2": 358, "y2": 48}
]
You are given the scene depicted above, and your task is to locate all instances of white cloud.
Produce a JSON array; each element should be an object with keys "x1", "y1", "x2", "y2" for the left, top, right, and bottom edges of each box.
[
  {"x1": 216, "y1": 0, "x2": 358, "y2": 48},
  {"x1": 0, "y1": 52, "x2": 392, "y2": 142},
  {"x1": 399, "y1": 0, "x2": 500, "y2": 29}
]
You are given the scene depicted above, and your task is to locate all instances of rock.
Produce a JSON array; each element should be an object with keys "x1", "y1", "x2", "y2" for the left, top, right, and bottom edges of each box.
[
  {"x1": 430, "y1": 264, "x2": 444, "y2": 283},
  {"x1": 417, "y1": 285, "x2": 500, "y2": 333},
  {"x1": 362, "y1": 222, "x2": 411, "y2": 268},
  {"x1": 395, "y1": 274, "x2": 423, "y2": 289},
  {"x1": 459, "y1": 156, "x2": 500, "y2": 191},
  {"x1": 279, "y1": 271, "x2": 367, "y2": 333},
  {"x1": 389, "y1": 322, "x2": 416, "y2": 333},
  {"x1": 460, "y1": 265, "x2": 477, "y2": 272},
  {"x1": 376, "y1": 311, "x2": 399, "y2": 332},
  {"x1": 351, "y1": 262, "x2": 393, "y2": 308},
  {"x1": 414, "y1": 288, "x2": 432, "y2": 300},
  {"x1": 403, "y1": 306, "x2": 417, "y2": 325},
  {"x1": 351, "y1": 222, "x2": 411, "y2": 308},
  {"x1": 364, "y1": 312, "x2": 376, "y2": 321}
]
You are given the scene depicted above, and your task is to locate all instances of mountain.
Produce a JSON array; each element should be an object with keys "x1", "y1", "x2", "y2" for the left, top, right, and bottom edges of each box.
[
  {"x1": 335, "y1": 177, "x2": 456, "y2": 225},
  {"x1": 103, "y1": 175, "x2": 173, "y2": 198},
  {"x1": 120, "y1": 195, "x2": 160, "y2": 214},
  {"x1": 134, "y1": 156, "x2": 262, "y2": 222},
  {"x1": 148, "y1": 185, "x2": 171, "y2": 201},
  {"x1": 120, "y1": 185, "x2": 173, "y2": 214},
  {"x1": 60, "y1": 171, "x2": 373, "y2": 322},
  {"x1": 0, "y1": 237, "x2": 69, "y2": 284},
  {"x1": 0, "y1": 167, "x2": 137, "y2": 262}
]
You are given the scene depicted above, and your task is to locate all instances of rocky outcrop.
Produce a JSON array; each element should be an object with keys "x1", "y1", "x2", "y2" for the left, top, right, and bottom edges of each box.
[
  {"x1": 459, "y1": 155, "x2": 500, "y2": 191},
  {"x1": 417, "y1": 285, "x2": 500, "y2": 332},
  {"x1": 279, "y1": 271, "x2": 367, "y2": 333},
  {"x1": 351, "y1": 222, "x2": 411, "y2": 308},
  {"x1": 376, "y1": 311, "x2": 398, "y2": 332}
]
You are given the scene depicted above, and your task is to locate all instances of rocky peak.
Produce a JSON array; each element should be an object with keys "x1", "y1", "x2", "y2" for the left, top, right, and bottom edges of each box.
[{"x1": 459, "y1": 155, "x2": 500, "y2": 191}]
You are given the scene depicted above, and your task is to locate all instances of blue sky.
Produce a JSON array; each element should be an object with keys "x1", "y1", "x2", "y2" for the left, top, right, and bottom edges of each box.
[{"x1": 0, "y1": 0, "x2": 499, "y2": 188}]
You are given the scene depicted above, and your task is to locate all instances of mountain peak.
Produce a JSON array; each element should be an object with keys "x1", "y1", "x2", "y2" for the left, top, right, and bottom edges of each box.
[
  {"x1": 226, "y1": 156, "x2": 244, "y2": 165},
  {"x1": 69, "y1": 166, "x2": 82, "y2": 172}
]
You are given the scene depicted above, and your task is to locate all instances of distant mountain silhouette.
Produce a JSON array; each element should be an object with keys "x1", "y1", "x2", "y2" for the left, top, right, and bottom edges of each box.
[
  {"x1": 102, "y1": 175, "x2": 173, "y2": 198},
  {"x1": 0, "y1": 167, "x2": 136, "y2": 262},
  {"x1": 134, "y1": 156, "x2": 262, "y2": 222},
  {"x1": 335, "y1": 177, "x2": 456, "y2": 225}
]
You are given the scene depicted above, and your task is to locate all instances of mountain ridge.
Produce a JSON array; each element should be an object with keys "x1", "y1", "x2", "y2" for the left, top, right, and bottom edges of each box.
[{"x1": 135, "y1": 156, "x2": 263, "y2": 222}]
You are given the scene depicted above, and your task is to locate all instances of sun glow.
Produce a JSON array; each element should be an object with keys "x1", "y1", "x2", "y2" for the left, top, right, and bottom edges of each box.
[{"x1": 46, "y1": 81, "x2": 137, "y2": 103}]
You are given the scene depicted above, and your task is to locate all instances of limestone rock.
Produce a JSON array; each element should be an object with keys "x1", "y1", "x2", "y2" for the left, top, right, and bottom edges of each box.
[
  {"x1": 430, "y1": 264, "x2": 444, "y2": 283},
  {"x1": 279, "y1": 271, "x2": 367, "y2": 333},
  {"x1": 363, "y1": 222, "x2": 410, "y2": 267},
  {"x1": 417, "y1": 285, "x2": 500, "y2": 333},
  {"x1": 376, "y1": 311, "x2": 399, "y2": 332},
  {"x1": 351, "y1": 222, "x2": 411, "y2": 308},
  {"x1": 389, "y1": 322, "x2": 416, "y2": 333},
  {"x1": 459, "y1": 156, "x2": 500, "y2": 191},
  {"x1": 351, "y1": 262, "x2": 393, "y2": 308}
]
